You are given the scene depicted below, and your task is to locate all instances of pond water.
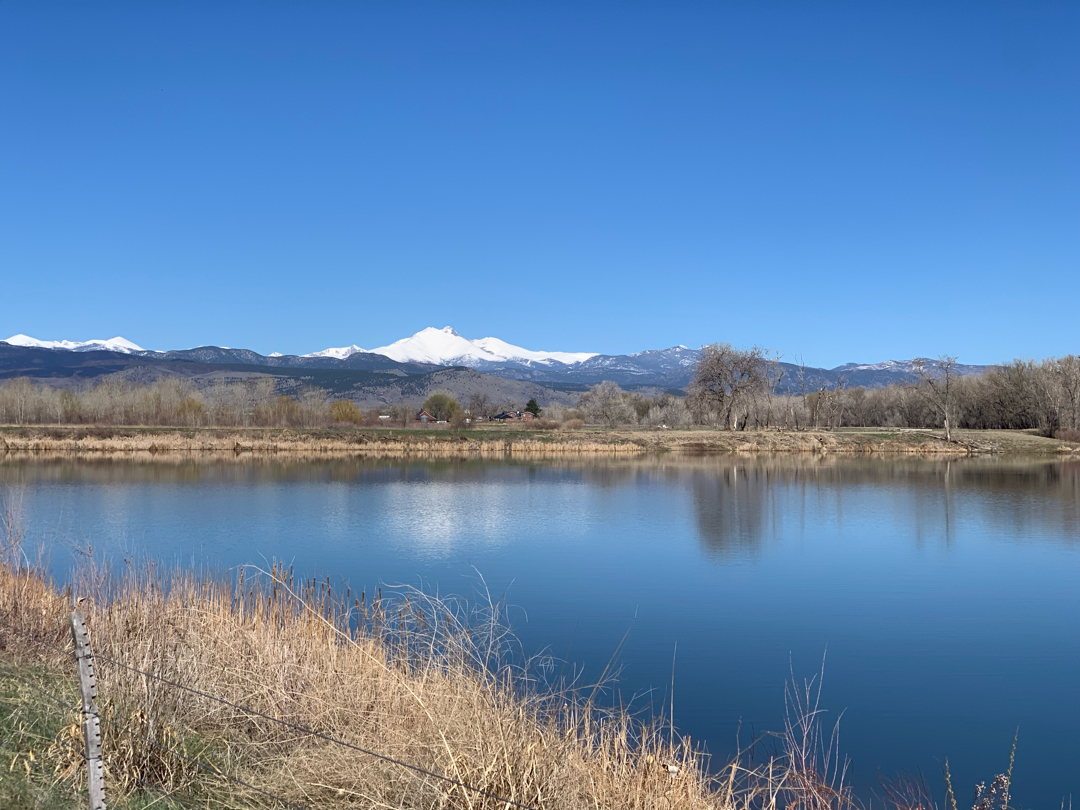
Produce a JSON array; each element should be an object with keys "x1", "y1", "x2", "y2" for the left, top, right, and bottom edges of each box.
[{"x1": 2, "y1": 455, "x2": 1077, "y2": 805}]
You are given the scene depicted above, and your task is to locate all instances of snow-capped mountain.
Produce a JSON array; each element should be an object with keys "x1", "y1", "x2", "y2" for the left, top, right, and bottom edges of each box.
[
  {"x1": 1, "y1": 328, "x2": 993, "y2": 392},
  {"x1": 833, "y1": 359, "x2": 932, "y2": 373},
  {"x1": 832, "y1": 358, "x2": 991, "y2": 378},
  {"x1": 303, "y1": 344, "x2": 367, "y2": 360},
  {"x1": 355, "y1": 326, "x2": 596, "y2": 368},
  {"x1": 5, "y1": 334, "x2": 147, "y2": 354}
]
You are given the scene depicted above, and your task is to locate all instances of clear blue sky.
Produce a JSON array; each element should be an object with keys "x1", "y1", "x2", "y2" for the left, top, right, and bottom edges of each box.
[{"x1": 2, "y1": 2, "x2": 1077, "y2": 368}]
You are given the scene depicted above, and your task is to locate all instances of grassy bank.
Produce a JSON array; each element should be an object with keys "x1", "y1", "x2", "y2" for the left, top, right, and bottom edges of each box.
[
  {"x1": 2, "y1": 424, "x2": 1075, "y2": 457},
  {"x1": 0, "y1": 555, "x2": 878, "y2": 810}
]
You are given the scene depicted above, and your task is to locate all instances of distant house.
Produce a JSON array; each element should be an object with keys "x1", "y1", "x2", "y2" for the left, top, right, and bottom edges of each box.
[
  {"x1": 520, "y1": 411, "x2": 536, "y2": 420},
  {"x1": 491, "y1": 411, "x2": 532, "y2": 421},
  {"x1": 415, "y1": 409, "x2": 436, "y2": 423}
]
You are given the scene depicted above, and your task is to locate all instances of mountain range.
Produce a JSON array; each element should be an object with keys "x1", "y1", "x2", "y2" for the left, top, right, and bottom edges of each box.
[{"x1": 2, "y1": 328, "x2": 991, "y2": 394}]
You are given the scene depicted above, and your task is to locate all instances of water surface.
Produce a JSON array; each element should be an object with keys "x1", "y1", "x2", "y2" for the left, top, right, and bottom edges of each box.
[{"x1": 2, "y1": 455, "x2": 1077, "y2": 805}]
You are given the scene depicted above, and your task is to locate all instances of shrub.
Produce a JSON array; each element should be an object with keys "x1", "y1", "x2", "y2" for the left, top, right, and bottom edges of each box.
[
  {"x1": 578, "y1": 381, "x2": 636, "y2": 427},
  {"x1": 329, "y1": 400, "x2": 363, "y2": 425},
  {"x1": 422, "y1": 392, "x2": 461, "y2": 422},
  {"x1": 562, "y1": 418, "x2": 585, "y2": 430},
  {"x1": 1054, "y1": 427, "x2": 1080, "y2": 443},
  {"x1": 522, "y1": 418, "x2": 558, "y2": 430}
]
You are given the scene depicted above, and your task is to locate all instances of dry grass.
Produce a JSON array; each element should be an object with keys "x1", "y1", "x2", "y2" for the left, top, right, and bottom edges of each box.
[
  {"x1": 0, "y1": 426, "x2": 646, "y2": 458},
  {"x1": 6, "y1": 423, "x2": 1078, "y2": 458},
  {"x1": 0, "y1": 541, "x2": 873, "y2": 810},
  {"x1": 1054, "y1": 427, "x2": 1080, "y2": 444}
]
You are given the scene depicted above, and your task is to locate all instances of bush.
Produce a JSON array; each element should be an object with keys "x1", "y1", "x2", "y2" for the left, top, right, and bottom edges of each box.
[
  {"x1": 522, "y1": 418, "x2": 559, "y2": 430},
  {"x1": 577, "y1": 381, "x2": 636, "y2": 427},
  {"x1": 1054, "y1": 427, "x2": 1080, "y2": 443},
  {"x1": 562, "y1": 418, "x2": 585, "y2": 430},
  {"x1": 644, "y1": 394, "x2": 691, "y2": 428},
  {"x1": 422, "y1": 392, "x2": 461, "y2": 422},
  {"x1": 329, "y1": 400, "x2": 363, "y2": 425}
]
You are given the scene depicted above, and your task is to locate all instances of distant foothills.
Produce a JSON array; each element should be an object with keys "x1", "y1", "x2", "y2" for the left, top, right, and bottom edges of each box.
[
  {"x1": 2, "y1": 327, "x2": 1078, "y2": 440},
  {"x1": 2, "y1": 326, "x2": 990, "y2": 393}
]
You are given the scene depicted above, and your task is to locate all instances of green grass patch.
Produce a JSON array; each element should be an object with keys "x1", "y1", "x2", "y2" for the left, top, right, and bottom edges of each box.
[{"x1": 0, "y1": 664, "x2": 209, "y2": 810}]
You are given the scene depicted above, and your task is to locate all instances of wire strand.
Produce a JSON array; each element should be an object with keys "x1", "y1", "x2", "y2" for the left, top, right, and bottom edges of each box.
[
  {"x1": 0, "y1": 660, "x2": 304, "y2": 809},
  {"x1": 95, "y1": 711, "x2": 312, "y2": 810},
  {"x1": 0, "y1": 687, "x2": 207, "y2": 810},
  {"x1": 0, "y1": 662, "x2": 75, "y2": 712},
  {"x1": 0, "y1": 615, "x2": 546, "y2": 810},
  {"x1": 130, "y1": 773, "x2": 213, "y2": 810},
  {"x1": 92, "y1": 651, "x2": 544, "y2": 810},
  {"x1": 0, "y1": 619, "x2": 75, "y2": 659}
]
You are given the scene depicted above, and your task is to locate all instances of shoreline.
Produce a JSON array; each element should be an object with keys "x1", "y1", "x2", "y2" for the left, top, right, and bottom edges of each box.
[{"x1": 1, "y1": 424, "x2": 1075, "y2": 458}]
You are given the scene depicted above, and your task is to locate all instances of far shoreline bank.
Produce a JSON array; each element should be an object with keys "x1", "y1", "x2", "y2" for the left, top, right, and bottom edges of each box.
[{"x1": 2, "y1": 424, "x2": 1075, "y2": 458}]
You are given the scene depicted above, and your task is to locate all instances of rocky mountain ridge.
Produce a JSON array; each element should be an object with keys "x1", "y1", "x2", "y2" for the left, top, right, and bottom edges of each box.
[{"x1": 3, "y1": 329, "x2": 991, "y2": 392}]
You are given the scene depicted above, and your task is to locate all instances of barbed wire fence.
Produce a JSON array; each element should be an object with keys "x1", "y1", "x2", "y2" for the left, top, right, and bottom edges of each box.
[{"x1": 0, "y1": 614, "x2": 547, "y2": 810}]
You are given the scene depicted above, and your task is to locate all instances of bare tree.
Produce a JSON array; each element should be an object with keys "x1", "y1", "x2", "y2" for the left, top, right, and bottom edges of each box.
[
  {"x1": 466, "y1": 392, "x2": 493, "y2": 419},
  {"x1": 795, "y1": 353, "x2": 808, "y2": 430},
  {"x1": 914, "y1": 355, "x2": 958, "y2": 440},
  {"x1": 578, "y1": 381, "x2": 635, "y2": 427},
  {"x1": 762, "y1": 351, "x2": 787, "y2": 428},
  {"x1": 643, "y1": 393, "x2": 691, "y2": 428},
  {"x1": 688, "y1": 343, "x2": 768, "y2": 429},
  {"x1": 1051, "y1": 355, "x2": 1080, "y2": 430}
]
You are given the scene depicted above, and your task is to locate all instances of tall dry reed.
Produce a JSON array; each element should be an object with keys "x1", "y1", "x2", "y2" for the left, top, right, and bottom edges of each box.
[{"x1": 0, "y1": 535, "x2": 916, "y2": 810}]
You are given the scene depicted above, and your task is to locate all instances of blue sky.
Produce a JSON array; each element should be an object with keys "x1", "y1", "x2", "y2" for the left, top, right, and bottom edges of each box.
[{"x1": 2, "y1": 2, "x2": 1077, "y2": 368}]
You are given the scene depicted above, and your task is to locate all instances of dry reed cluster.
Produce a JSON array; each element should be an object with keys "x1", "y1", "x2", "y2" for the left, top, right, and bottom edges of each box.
[
  {"x1": 0, "y1": 556, "x2": 869, "y2": 810},
  {"x1": 0, "y1": 429, "x2": 647, "y2": 458}
]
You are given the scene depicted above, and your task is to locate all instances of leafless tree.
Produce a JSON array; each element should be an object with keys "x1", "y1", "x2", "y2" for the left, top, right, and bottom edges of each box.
[
  {"x1": 688, "y1": 343, "x2": 768, "y2": 429},
  {"x1": 762, "y1": 351, "x2": 787, "y2": 428},
  {"x1": 466, "y1": 392, "x2": 493, "y2": 419},
  {"x1": 643, "y1": 393, "x2": 691, "y2": 428},
  {"x1": 913, "y1": 356, "x2": 958, "y2": 440},
  {"x1": 1050, "y1": 355, "x2": 1080, "y2": 430},
  {"x1": 578, "y1": 381, "x2": 635, "y2": 427}
]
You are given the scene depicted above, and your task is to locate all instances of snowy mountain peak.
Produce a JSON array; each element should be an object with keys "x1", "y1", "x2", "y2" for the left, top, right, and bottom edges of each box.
[
  {"x1": 302, "y1": 344, "x2": 367, "y2": 360},
  {"x1": 367, "y1": 327, "x2": 597, "y2": 367},
  {"x1": 4, "y1": 334, "x2": 146, "y2": 354},
  {"x1": 832, "y1": 358, "x2": 931, "y2": 373}
]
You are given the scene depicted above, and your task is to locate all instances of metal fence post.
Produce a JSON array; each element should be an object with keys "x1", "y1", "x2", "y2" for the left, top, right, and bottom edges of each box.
[{"x1": 70, "y1": 610, "x2": 106, "y2": 810}]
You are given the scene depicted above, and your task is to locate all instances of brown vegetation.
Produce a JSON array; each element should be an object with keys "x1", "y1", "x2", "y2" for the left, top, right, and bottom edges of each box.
[
  {"x1": 1, "y1": 423, "x2": 1075, "y2": 458},
  {"x1": 0, "y1": 426, "x2": 648, "y2": 458},
  {"x1": 0, "y1": 540, "x2": 875, "y2": 810}
]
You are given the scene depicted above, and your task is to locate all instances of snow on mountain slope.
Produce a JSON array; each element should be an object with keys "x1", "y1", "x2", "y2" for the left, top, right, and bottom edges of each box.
[
  {"x1": 4, "y1": 334, "x2": 147, "y2": 353},
  {"x1": 471, "y1": 336, "x2": 596, "y2": 365},
  {"x1": 303, "y1": 344, "x2": 367, "y2": 360},
  {"x1": 831, "y1": 359, "x2": 926, "y2": 373},
  {"x1": 366, "y1": 327, "x2": 597, "y2": 367}
]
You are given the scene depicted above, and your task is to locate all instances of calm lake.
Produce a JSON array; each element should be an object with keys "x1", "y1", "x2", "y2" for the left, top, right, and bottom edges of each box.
[{"x1": 2, "y1": 455, "x2": 1077, "y2": 805}]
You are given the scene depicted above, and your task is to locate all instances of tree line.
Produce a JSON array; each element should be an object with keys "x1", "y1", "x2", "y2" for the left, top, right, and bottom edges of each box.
[
  {"x1": 568, "y1": 348, "x2": 1079, "y2": 437},
  {"x1": 0, "y1": 349, "x2": 1077, "y2": 438},
  {"x1": 684, "y1": 346, "x2": 1079, "y2": 437}
]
